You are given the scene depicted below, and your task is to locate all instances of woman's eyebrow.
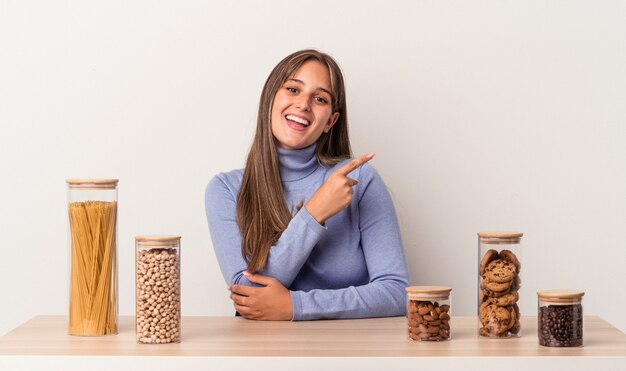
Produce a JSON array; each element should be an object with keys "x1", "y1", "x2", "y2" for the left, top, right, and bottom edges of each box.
[
  {"x1": 286, "y1": 78, "x2": 332, "y2": 96},
  {"x1": 286, "y1": 78, "x2": 305, "y2": 85}
]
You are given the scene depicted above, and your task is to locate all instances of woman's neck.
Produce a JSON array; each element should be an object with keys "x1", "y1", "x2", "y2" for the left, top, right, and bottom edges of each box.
[{"x1": 277, "y1": 144, "x2": 319, "y2": 182}]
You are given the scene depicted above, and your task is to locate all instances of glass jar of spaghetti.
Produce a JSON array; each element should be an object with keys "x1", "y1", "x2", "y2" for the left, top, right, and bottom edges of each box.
[
  {"x1": 477, "y1": 232, "x2": 522, "y2": 338},
  {"x1": 538, "y1": 290, "x2": 584, "y2": 347},
  {"x1": 406, "y1": 286, "x2": 452, "y2": 341},
  {"x1": 135, "y1": 235, "x2": 181, "y2": 344},
  {"x1": 66, "y1": 179, "x2": 118, "y2": 336}
]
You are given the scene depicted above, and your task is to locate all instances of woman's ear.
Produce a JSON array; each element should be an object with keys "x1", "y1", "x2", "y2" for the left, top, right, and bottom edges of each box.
[{"x1": 324, "y1": 112, "x2": 340, "y2": 133}]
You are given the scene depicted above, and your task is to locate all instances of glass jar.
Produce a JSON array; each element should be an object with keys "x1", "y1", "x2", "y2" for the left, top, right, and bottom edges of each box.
[
  {"x1": 538, "y1": 290, "x2": 584, "y2": 347},
  {"x1": 66, "y1": 179, "x2": 118, "y2": 336},
  {"x1": 406, "y1": 286, "x2": 452, "y2": 341},
  {"x1": 135, "y1": 235, "x2": 181, "y2": 344},
  {"x1": 477, "y1": 232, "x2": 522, "y2": 338}
]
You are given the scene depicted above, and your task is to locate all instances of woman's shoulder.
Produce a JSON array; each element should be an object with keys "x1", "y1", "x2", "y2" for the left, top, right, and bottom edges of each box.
[{"x1": 206, "y1": 168, "x2": 244, "y2": 197}]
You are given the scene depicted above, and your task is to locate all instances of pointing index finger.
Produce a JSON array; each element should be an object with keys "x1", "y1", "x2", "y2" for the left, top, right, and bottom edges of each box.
[{"x1": 336, "y1": 153, "x2": 375, "y2": 176}]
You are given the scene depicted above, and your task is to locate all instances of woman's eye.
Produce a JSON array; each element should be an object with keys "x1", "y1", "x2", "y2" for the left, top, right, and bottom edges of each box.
[
  {"x1": 315, "y1": 96, "x2": 328, "y2": 104},
  {"x1": 286, "y1": 87, "x2": 298, "y2": 93}
]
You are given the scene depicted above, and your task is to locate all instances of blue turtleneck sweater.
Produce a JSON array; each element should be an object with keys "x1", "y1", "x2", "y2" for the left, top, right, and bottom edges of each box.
[{"x1": 205, "y1": 144, "x2": 409, "y2": 320}]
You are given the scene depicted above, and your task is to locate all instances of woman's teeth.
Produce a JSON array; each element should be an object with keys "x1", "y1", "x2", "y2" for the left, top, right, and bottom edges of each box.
[{"x1": 286, "y1": 115, "x2": 310, "y2": 126}]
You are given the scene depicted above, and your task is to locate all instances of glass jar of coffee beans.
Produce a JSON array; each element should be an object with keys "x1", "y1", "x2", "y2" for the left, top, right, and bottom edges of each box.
[
  {"x1": 537, "y1": 290, "x2": 584, "y2": 347},
  {"x1": 478, "y1": 232, "x2": 523, "y2": 338},
  {"x1": 135, "y1": 236, "x2": 181, "y2": 344},
  {"x1": 406, "y1": 286, "x2": 452, "y2": 341}
]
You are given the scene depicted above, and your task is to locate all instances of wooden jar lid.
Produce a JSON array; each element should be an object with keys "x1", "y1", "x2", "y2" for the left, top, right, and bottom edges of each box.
[
  {"x1": 537, "y1": 290, "x2": 585, "y2": 305},
  {"x1": 406, "y1": 286, "x2": 451, "y2": 299},
  {"x1": 66, "y1": 179, "x2": 118, "y2": 190},
  {"x1": 135, "y1": 235, "x2": 181, "y2": 248},
  {"x1": 537, "y1": 290, "x2": 585, "y2": 299},
  {"x1": 478, "y1": 232, "x2": 523, "y2": 238},
  {"x1": 478, "y1": 231, "x2": 523, "y2": 244}
]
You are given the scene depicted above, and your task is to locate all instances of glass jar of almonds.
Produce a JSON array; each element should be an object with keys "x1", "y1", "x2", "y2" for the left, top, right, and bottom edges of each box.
[{"x1": 406, "y1": 286, "x2": 452, "y2": 341}]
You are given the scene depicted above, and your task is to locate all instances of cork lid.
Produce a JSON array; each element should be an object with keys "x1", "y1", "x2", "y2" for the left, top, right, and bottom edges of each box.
[
  {"x1": 135, "y1": 235, "x2": 181, "y2": 248},
  {"x1": 537, "y1": 290, "x2": 584, "y2": 299},
  {"x1": 478, "y1": 231, "x2": 523, "y2": 244},
  {"x1": 406, "y1": 286, "x2": 451, "y2": 299},
  {"x1": 537, "y1": 290, "x2": 585, "y2": 305},
  {"x1": 66, "y1": 179, "x2": 118, "y2": 190}
]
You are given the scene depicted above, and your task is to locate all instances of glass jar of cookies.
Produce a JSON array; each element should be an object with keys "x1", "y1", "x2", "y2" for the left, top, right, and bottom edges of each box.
[
  {"x1": 135, "y1": 235, "x2": 181, "y2": 344},
  {"x1": 477, "y1": 232, "x2": 522, "y2": 338},
  {"x1": 538, "y1": 290, "x2": 584, "y2": 347},
  {"x1": 406, "y1": 286, "x2": 452, "y2": 341},
  {"x1": 67, "y1": 179, "x2": 119, "y2": 336}
]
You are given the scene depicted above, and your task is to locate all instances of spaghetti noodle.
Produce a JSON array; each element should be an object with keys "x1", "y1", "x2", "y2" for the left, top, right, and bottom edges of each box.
[{"x1": 68, "y1": 200, "x2": 118, "y2": 336}]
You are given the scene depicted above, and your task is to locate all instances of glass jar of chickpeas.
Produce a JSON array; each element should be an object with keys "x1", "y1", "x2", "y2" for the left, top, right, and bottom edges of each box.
[
  {"x1": 135, "y1": 235, "x2": 181, "y2": 344},
  {"x1": 406, "y1": 286, "x2": 452, "y2": 341}
]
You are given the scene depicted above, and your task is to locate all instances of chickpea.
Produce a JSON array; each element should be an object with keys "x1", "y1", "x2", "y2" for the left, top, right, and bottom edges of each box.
[{"x1": 136, "y1": 248, "x2": 180, "y2": 344}]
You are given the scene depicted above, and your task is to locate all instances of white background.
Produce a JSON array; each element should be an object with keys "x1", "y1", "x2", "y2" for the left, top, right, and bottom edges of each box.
[{"x1": 1, "y1": 0, "x2": 625, "y2": 337}]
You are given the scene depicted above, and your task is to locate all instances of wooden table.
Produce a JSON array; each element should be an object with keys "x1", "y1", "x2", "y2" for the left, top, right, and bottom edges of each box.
[{"x1": 1, "y1": 315, "x2": 625, "y2": 370}]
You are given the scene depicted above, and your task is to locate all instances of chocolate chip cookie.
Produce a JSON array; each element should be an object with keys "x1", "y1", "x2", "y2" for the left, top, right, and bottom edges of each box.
[
  {"x1": 480, "y1": 304, "x2": 512, "y2": 335},
  {"x1": 485, "y1": 259, "x2": 516, "y2": 283},
  {"x1": 478, "y1": 248, "x2": 521, "y2": 338},
  {"x1": 500, "y1": 249, "x2": 521, "y2": 273},
  {"x1": 480, "y1": 249, "x2": 499, "y2": 276},
  {"x1": 488, "y1": 291, "x2": 519, "y2": 307},
  {"x1": 481, "y1": 277, "x2": 513, "y2": 293}
]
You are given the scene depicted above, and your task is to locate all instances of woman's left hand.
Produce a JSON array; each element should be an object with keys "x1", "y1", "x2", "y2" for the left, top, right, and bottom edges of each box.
[{"x1": 229, "y1": 272, "x2": 293, "y2": 321}]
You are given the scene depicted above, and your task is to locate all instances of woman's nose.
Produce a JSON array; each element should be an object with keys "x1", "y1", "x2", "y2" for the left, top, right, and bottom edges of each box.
[{"x1": 295, "y1": 96, "x2": 311, "y2": 111}]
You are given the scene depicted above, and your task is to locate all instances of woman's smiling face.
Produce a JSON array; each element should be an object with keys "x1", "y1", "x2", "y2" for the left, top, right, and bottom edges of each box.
[{"x1": 271, "y1": 60, "x2": 339, "y2": 150}]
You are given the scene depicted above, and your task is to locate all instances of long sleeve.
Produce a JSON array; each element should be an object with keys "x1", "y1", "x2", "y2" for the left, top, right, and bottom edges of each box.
[
  {"x1": 290, "y1": 164, "x2": 409, "y2": 320},
  {"x1": 205, "y1": 173, "x2": 327, "y2": 287},
  {"x1": 205, "y1": 146, "x2": 410, "y2": 321}
]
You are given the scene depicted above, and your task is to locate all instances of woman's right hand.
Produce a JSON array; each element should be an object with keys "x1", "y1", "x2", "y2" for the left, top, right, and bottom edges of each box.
[{"x1": 305, "y1": 153, "x2": 375, "y2": 224}]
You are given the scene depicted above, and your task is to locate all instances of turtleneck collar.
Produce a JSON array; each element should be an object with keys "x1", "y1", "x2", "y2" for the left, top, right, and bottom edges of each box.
[{"x1": 277, "y1": 143, "x2": 320, "y2": 182}]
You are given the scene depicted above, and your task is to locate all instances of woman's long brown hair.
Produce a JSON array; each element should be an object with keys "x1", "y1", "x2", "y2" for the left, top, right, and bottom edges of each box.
[{"x1": 237, "y1": 49, "x2": 351, "y2": 273}]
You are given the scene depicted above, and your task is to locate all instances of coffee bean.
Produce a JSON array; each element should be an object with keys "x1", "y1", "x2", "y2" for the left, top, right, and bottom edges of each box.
[{"x1": 538, "y1": 304, "x2": 583, "y2": 347}]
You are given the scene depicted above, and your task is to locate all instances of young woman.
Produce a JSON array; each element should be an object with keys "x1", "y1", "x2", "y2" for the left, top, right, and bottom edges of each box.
[{"x1": 205, "y1": 49, "x2": 409, "y2": 321}]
